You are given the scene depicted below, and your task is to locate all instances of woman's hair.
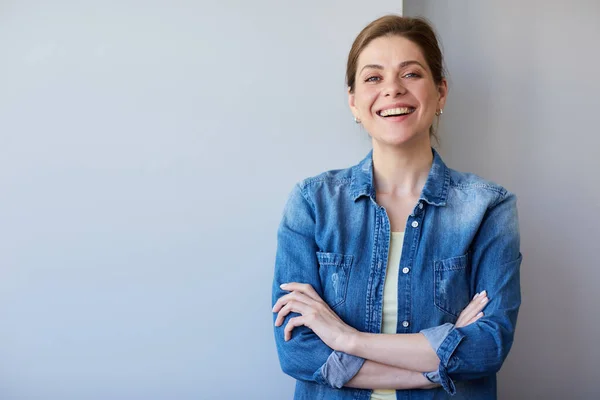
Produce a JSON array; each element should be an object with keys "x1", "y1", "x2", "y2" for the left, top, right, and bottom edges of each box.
[{"x1": 346, "y1": 15, "x2": 446, "y2": 139}]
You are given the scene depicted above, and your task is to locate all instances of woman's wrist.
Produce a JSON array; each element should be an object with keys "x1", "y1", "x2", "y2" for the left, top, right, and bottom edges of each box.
[{"x1": 339, "y1": 329, "x2": 362, "y2": 355}]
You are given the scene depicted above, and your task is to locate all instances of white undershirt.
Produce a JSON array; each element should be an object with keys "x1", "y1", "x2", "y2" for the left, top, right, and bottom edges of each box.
[{"x1": 370, "y1": 231, "x2": 404, "y2": 400}]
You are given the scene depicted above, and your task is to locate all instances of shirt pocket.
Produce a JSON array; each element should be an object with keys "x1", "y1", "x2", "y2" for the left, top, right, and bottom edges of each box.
[
  {"x1": 434, "y1": 253, "x2": 471, "y2": 317},
  {"x1": 316, "y1": 252, "x2": 354, "y2": 310}
]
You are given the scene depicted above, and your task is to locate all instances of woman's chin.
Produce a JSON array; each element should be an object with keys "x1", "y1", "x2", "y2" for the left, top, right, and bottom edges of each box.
[{"x1": 373, "y1": 131, "x2": 427, "y2": 148}]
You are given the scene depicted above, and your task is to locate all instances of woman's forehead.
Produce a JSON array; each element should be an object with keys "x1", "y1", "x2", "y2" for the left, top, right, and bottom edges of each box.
[{"x1": 358, "y1": 36, "x2": 426, "y2": 69}]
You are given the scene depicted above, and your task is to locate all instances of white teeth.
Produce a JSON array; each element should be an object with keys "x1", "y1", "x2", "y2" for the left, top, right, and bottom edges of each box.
[{"x1": 379, "y1": 107, "x2": 415, "y2": 117}]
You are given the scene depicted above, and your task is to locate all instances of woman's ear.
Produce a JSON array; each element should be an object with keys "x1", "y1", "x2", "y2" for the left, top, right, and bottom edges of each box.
[
  {"x1": 437, "y1": 78, "x2": 448, "y2": 111},
  {"x1": 348, "y1": 87, "x2": 360, "y2": 121}
]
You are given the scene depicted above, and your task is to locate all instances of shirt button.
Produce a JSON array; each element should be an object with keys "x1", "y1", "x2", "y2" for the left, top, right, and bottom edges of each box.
[
  {"x1": 402, "y1": 321, "x2": 410, "y2": 328},
  {"x1": 418, "y1": 203, "x2": 423, "y2": 209},
  {"x1": 411, "y1": 221, "x2": 419, "y2": 228},
  {"x1": 402, "y1": 267, "x2": 410, "y2": 274}
]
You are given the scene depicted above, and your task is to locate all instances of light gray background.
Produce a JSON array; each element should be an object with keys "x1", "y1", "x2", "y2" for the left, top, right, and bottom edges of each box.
[
  {"x1": 404, "y1": 1, "x2": 600, "y2": 399},
  {"x1": 0, "y1": 1, "x2": 401, "y2": 399}
]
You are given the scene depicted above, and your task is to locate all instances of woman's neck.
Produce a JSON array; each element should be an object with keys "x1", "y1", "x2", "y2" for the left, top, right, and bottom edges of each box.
[{"x1": 372, "y1": 138, "x2": 433, "y2": 197}]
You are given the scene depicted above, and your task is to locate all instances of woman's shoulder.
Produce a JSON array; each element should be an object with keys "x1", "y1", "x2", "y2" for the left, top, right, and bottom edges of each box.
[
  {"x1": 446, "y1": 167, "x2": 515, "y2": 206},
  {"x1": 283, "y1": 165, "x2": 355, "y2": 213},
  {"x1": 296, "y1": 164, "x2": 356, "y2": 192},
  {"x1": 448, "y1": 168, "x2": 507, "y2": 192}
]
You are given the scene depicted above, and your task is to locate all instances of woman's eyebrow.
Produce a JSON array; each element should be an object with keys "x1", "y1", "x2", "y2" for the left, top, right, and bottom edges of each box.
[
  {"x1": 399, "y1": 60, "x2": 426, "y2": 69},
  {"x1": 359, "y1": 60, "x2": 426, "y2": 74}
]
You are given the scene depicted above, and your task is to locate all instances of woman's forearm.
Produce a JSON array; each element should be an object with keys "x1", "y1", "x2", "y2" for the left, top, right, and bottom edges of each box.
[
  {"x1": 341, "y1": 292, "x2": 490, "y2": 373},
  {"x1": 344, "y1": 332, "x2": 440, "y2": 372},
  {"x1": 345, "y1": 360, "x2": 438, "y2": 390}
]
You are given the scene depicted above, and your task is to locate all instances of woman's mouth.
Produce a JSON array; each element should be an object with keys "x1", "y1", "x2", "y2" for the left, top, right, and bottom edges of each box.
[{"x1": 376, "y1": 107, "x2": 416, "y2": 117}]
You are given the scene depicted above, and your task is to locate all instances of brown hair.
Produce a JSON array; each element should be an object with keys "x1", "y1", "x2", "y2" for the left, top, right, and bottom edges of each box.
[{"x1": 346, "y1": 15, "x2": 446, "y2": 138}]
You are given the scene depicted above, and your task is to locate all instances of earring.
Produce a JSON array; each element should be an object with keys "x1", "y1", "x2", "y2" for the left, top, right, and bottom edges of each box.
[
  {"x1": 354, "y1": 117, "x2": 361, "y2": 124},
  {"x1": 435, "y1": 109, "x2": 443, "y2": 116}
]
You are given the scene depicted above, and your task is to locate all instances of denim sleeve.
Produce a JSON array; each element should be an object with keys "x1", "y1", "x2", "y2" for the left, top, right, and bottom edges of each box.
[
  {"x1": 273, "y1": 184, "x2": 365, "y2": 388},
  {"x1": 427, "y1": 191, "x2": 522, "y2": 395},
  {"x1": 420, "y1": 323, "x2": 454, "y2": 384},
  {"x1": 315, "y1": 350, "x2": 366, "y2": 388}
]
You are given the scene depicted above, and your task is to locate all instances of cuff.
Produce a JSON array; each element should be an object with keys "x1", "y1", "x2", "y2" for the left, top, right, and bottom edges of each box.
[
  {"x1": 313, "y1": 351, "x2": 366, "y2": 389},
  {"x1": 420, "y1": 323, "x2": 453, "y2": 385},
  {"x1": 430, "y1": 327, "x2": 467, "y2": 395},
  {"x1": 421, "y1": 323, "x2": 454, "y2": 353},
  {"x1": 423, "y1": 370, "x2": 441, "y2": 384}
]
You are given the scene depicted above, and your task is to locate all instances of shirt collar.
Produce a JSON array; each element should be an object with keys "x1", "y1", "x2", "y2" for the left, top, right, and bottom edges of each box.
[{"x1": 351, "y1": 148, "x2": 450, "y2": 206}]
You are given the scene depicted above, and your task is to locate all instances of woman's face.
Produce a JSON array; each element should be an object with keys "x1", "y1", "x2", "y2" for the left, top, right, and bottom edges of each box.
[{"x1": 349, "y1": 35, "x2": 447, "y2": 148}]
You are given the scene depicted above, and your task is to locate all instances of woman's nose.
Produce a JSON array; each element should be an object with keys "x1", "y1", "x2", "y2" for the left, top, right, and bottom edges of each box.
[{"x1": 384, "y1": 78, "x2": 407, "y2": 97}]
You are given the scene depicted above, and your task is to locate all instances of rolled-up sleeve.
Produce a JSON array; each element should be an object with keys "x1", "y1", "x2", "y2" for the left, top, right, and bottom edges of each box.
[
  {"x1": 420, "y1": 323, "x2": 454, "y2": 384},
  {"x1": 427, "y1": 191, "x2": 522, "y2": 395},
  {"x1": 272, "y1": 184, "x2": 365, "y2": 387}
]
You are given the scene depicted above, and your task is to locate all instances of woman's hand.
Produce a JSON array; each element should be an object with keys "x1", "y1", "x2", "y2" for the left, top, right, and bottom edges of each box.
[
  {"x1": 455, "y1": 291, "x2": 489, "y2": 328},
  {"x1": 272, "y1": 282, "x2": 357, "y2": 351}
]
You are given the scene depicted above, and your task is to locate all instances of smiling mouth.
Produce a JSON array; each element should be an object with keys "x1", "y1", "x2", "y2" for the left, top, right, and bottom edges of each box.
[{"x1": 377, "y1": 107, "x2": 416, "y2": 117}]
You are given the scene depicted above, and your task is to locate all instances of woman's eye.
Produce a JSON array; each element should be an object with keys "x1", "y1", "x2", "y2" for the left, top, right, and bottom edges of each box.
[
  {"x1": 365, "y1": 76, "x2": 381, "y2": 82},
  {"x1": 403, "y1": 72, "x2": 421, "y2": 78}
]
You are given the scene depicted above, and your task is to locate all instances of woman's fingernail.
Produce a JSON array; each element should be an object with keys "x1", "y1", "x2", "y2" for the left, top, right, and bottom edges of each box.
[
  {"x1": 477, "y1": 312, "x2": 484, "y2": 317},
  {"x1": 480, "y1": 290, "x2": 487, "y2": 297},
  {"x1": 480, "y1": 297, "x2": 488, "y2": 304},
  {"x1": 280, "y1": 283, "x2": 288, "y2": 288},
  {"x1": 473, "y1": 292, "x2": 480, "y2": 299}
]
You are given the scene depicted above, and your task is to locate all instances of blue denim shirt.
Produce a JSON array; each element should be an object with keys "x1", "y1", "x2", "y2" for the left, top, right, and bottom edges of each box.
[{"x1": 272, "y1": 149, "x2": 522, "y2": 399}]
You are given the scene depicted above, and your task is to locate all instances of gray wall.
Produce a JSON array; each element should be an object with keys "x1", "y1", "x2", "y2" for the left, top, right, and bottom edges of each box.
[
  {"x1": 404, "y1": 1, "x2": 600, "y2": 399},
  {"x1": 0, "y1": 1, "x2": 402, "y2": 399}
]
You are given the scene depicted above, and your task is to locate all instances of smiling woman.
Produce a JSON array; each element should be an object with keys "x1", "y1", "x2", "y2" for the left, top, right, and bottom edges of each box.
[
  {"x1": 272, "y1": 15, "x2": 521, "y2": 400},
  {"x1": 349, "y1": 34, "x2": 446, "y2": 154}
]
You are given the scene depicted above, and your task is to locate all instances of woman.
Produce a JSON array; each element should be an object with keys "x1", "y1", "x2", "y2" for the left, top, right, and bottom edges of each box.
[{"x1": 272, "y1": 15, "x2": 521, "y2": 400}]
